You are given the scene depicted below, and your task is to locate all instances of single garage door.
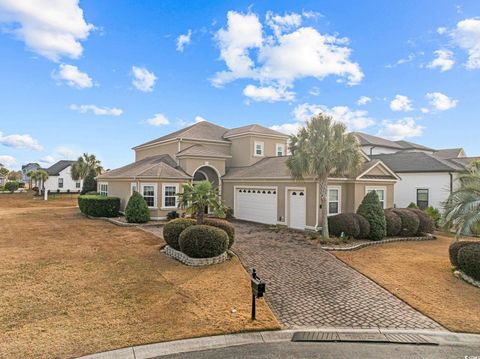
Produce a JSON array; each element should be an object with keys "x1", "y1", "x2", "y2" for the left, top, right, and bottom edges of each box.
[
  {"x1": 288, "y1": 189, "x2": 306, "y2": 230},
  {"x1": 235, "y1": 188, "x2": 277, "y2": 225}
]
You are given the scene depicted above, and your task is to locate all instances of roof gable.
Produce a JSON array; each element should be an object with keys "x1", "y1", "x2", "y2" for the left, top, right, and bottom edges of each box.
[
  {"x1": 46, "y1": 160, "x2": 75, "y2": 176},
  {"x1": 223, "y1": 124, "x2": 288, "y2": 138},
  {"x1": 353, "y1": 132, "x2": 404, "y2": 149},
  {"x1": 371, "y1": 152, "x2": 464, "y2": 172}
]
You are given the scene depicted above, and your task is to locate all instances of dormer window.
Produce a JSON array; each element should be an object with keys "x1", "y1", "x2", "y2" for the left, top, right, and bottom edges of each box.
[
  {"x1": 254, "y1": 141, "x2": 264, "y2": 156},
  {"x1": 276, "y1": 143, "x2": 285, "y2": 156}
]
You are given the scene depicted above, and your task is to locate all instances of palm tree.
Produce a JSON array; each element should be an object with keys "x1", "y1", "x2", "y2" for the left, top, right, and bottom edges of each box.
[
  {"x1": 177, "y1": 180, "x2": 225, "y2": 224},
  {"x1": 29, "y1": 170, "x2": 49, "y2": 194},
  {"x1": 71, "y1": 153, "x2": 104, "y2": 181},
  {"x1": 442, "y1": 160, "x2": 480, "y2": 240},
  {"x1": 286, "y1": 113, "x2": 362, "y2": 239}
]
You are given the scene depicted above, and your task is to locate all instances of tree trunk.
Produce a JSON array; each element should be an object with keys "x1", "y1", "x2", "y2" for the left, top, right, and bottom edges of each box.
[
  {"x1": 318, "y1": 175, "x2": 329, "y2": 239},
  {"x1": 196, "y1": 209, "x2": 204, "y2": 225}
]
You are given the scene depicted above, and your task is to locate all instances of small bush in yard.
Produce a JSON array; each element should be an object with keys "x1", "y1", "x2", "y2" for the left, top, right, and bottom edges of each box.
[
  {"x1": 353, "y1": 214, "x2": 370, "y2": 239},
  {"x1": 78, "y1": 195, "x2": 120, "y2": 217},
  {"x1": 179, "y1": 225, "x2": 229, "y2": 258},
  {"x1": 81, "y1": 170, "x2": 97, "y2": 195},
  {"x1": 392, "y1": 209, "x2": 420, "y2": 237},
  {"x1": 449, "y1": 241, "x2": 478, "y2": 268},
  {"x1": 384, "y1": 210, "x2": 401, "y2": 237},
  {"x1": 167, "y1": 211, "x2": 179, "y2": 221},
  {"x1": 163, "y1": 218, "x2": 196, "y2": 250},
  {"x1": 125, "y1": 191, "x2": 150, "y2": 223},
  {"x1": 408, "y1": 208, "x2": 435, "y2": 235},
  {"x1": 425, "y1": 206, "x2": 441, "y2": 228},
  {"x1": 5, "y1": 181, "x2": 19, "y2": 193},
  {"x1": 458, "y1": 243, "x2": 480, "y2": 281},
  {"x1": 204, "y1": 218, "x2": 235, "y2": 248},
  {"x1": 407, "y1": 202, "x2": 419, "y2": 209},
  {"x1": 328, "y1": 213, "x2": 360, "y2": 238},
  {"x1": 357, "y1": 191, "x2": 386, "y2": 241}
]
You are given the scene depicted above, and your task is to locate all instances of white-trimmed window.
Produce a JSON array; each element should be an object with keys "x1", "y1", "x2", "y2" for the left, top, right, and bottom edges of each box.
[
  {"x1": 99, "y1": 183, "x2": 108, "y2": 196},
  {"x1": 75, "y1": 181, "x2": 81, "y2": 189},
  {"x1": 162, "y1": 183, "x2": 178, "y2": 209},
  {"x1": 276, "y1": 143, "x2": 285, "y2": 156},
  {"x1": 328, "y1": 186, "x2": 341, "y2": 215},
  {"x1": 254, "y1": 141, "x2": 264, "y2": 156},
  {"x1": 58, "y1": 178, "x2": 64, "y2": 189},
  {"x1": 417, "y1": 189, "x2": 429, "y2": 209},
  {"x1": 131, "y1": 182, "x2": 138, "y2": 195},
  {"x1": 366, "y1": 187, "x2": 386, "y2": 208},
  {"x1": 141, "y1": 183, "x2": 156, "y2": 208}
]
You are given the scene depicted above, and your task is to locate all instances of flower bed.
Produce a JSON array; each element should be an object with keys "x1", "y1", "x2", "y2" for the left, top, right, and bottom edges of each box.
[
  {"x1": 321, "y1": 234, "x2": 435, "y2": 251},
  {"x1": 162, "y1": 245, "x2": 228, "y2": 266}
]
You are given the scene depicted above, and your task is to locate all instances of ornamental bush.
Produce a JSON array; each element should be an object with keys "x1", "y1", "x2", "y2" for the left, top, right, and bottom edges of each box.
[
  {"x1": 392, "y1": 209, "x2": 420, "y2": 237},
  {"x1": 425, "y1": 206, "x2": 441, "y2": 228},
  {"x1": 179, "y1": 225, "x2": 229, "y2": 258},
  {"x1": 353, "y1": 213, "x2": 370, "y2": 239},
  {"x1": 81, "y1": 170, "x2": 97, "y2": 195},
  {"x1": 384, "y1": 209, "x2": 402, "y2": 237},
  {"x1": 163, "y1": 218, "x2": 196, "y2": 250},
  {"x1": 5, "y1": 181, "x2": 19, "y2": 193},
  {"x1": 327, "y1": 213, "x2": 360, "y2": 238},
  {"x1": 449, "y1": 241, "x2": 478, "y2": 268},
  {"x1": 356, "y1": 191, "x2": 386, "y2": 241},
  {"x1": 407, "y1": 202, "x2": 419, "y2": 209},
  {"x1": 408, "y1": 208, "x2": 435, "y2": 235},
  {"x1": 204, "y1": 217, "x2": 235, "y2": 248},
  {"x1": 78, "y1": 195, "x2": 120, "y2": 217},
  {"x1": 458, "y1": 243, "x2": 480, "y2": 281},
  {"x1": 125, "y1": 191, "x2": 150, "y2": 223}
]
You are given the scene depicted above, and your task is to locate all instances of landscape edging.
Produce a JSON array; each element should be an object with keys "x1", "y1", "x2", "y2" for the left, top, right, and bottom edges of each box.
[
  {"x1": 162, "y1": 245, "x2": 228, "y2": 266},
  {"x1": 322, "y1": 234, "x2": 435, "y2": 251},
  {"x1": 454, "y1": 270, "x2": 480, "y2": 288}
]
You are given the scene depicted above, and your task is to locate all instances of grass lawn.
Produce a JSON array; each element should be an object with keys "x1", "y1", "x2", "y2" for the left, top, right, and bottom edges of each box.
[
  {"x1": 334, "y1": 233, "x2": 480, "y2": 333},
  {"x1": 0, "y1": 193, "x2": 279, "y2": 358}
]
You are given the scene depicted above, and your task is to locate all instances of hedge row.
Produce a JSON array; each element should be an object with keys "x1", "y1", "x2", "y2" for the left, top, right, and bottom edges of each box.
[
  {"x1": 78, "y1": 195, "x2": 120, "y2": 217},
  {"x1": 449, "y1": 241, "x2": 480, "y2": 281}
]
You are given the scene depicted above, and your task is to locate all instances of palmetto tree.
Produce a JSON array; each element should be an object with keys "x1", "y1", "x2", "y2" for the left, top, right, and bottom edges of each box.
[
  {"x1": 442, "y1": 160, "x2": 480, "y2": 240},
  {"x1": 286, "y1": 113, "x2": 363, "y2": 239},
  {"x1": 29, "y1": 170, "x2": 49, "y2": 193},
  {"x1": 177, "y1": 180, "x2": 225, "y2": 224},
  {"x1": 71, "y1": 153, "x2": 104, "y2": 181}
]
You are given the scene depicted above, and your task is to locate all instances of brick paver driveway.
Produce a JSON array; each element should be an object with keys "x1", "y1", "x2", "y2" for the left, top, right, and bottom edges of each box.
[{"x1": 233, "y1": 221, "x2": 443, "y2": 330}]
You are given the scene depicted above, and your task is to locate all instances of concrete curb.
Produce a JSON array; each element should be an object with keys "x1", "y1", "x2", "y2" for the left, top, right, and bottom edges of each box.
[
  {"x1": 321, "y1": 234, "x2": 435, "y2": 251},
  {"x1": 77, "y1": 328, "x2": 480, "y2": 359}
]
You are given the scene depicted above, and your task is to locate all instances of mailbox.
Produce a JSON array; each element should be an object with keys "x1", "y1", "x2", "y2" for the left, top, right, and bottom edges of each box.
[{"x1": 251, "y1": 277, "x2": 266, "y2": 298}]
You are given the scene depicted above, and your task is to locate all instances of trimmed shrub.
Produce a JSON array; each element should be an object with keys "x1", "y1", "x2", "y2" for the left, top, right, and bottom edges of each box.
[
  {"x1": 384, "y1": 210, "x2": 402, "y2": 237},
  {"x1": 470, "y1": 222, "x2": 480, "y2": 237},
  {"x1": 86, "y1": 191, "x2": 99, "y2": 195},
  {"x1": 125, "y1": 191, "x2": 150, "y2": 223},
  {"x1": 357, "y1": 191, "x2": 386, "y2": 241},
  {"x1": 408, "y1": 208, "x2": 435, "y2": 235},
  {"x1": 204, "y1": 217, "x2": 235, "y2": 248},
  {"x1": 5, "y1": 181, "x2": 19, "y2": 193},
  {"x1": 328, "y1": 213, "x2": 360, "y2": 238},
  {"x1": 353, "y1": 213, "x2": 370, "y2": 239},
  {"x1": 225, "y1": 207, "x2": 234, "y2": 220},
  {"x1": 167, "y1": 211, "x2": 179, "y2": 221},
  {"x1": 449, "y1": 241, "x2": 478, "y2": 268},
  {"x1": 163, "y1": 218, "x2": 196, "y2": 250},
  {"x1": 407, "y1": 202, "x2": 419, "y2": 209},
  {"x1": 81, "y1": 170, "x2": 97, "y2": 195},
  {"x1": 392, "y1": 209, "x2": 420, "y2": 237},
  {"x1": 425, "y1": 206, "x2": 441, "y2": 228},
  {"x1": 179, "y1": 225, "x2": 229, "y2": 258},
  {"x1": 78, "y1": 195, "x2": 120, "y2": 217},
  {"x1": 458, "y1": 243, "x2": 480, "y2": 281}
]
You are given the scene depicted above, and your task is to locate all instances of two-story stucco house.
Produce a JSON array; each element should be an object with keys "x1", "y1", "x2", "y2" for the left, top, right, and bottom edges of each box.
[{"x1": 97, "y1": 121, "x2": 398, "y2": 230}]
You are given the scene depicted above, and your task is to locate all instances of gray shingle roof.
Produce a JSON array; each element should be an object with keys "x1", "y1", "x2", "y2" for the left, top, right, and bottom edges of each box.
[
  {"x1": 223, "y1": 124, "x2": 288, "y2": 138},
  {"x1": 45, "y1": 160, "x2": 75, "y2": 176},
  {"x1": 176, "y1": 144, "x2": 231, "y2": 158},
  {"x1": 395, "y1": 140, "x2": 434, "y2": 151},
  {"x1": 433, "y1": 148, "x2": 465, "y2": 159},
  {"x1": 353, "y1": 132, "x2": 404, "y2": 149},
  {"x1": 371, "y1": 152, "x2": 465, "y2": 173}
]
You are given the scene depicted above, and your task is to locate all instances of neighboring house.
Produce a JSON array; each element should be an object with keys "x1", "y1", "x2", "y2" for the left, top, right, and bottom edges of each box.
[
  {"x1": 98, "y1": 121, "x2": 398, "y2": 229},
  {"x1": 21, "y1": 162, "x2": 41, "y2": 183},
  {"x1": 0, "y1": 174, "x2": 5, "y2": 186},
  {"x1": 43, "y1": 160, "x2": 83, "y2": 193}
]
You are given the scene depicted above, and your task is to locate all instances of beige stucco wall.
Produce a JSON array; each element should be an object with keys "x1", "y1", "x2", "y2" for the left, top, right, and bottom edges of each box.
[
  {"x1": 353, "y1": 181, "x2": 395, "y2": 210},
  {"x1": 229, "y1": 136, "x2": 288, "y2": 167},
  {"x1": 178, "y1": 157, "x2": 226, "y2": 176},
  {"x1": 179, "y1": 140, "x2": 231, "y2": 155},
  {"x1": 135, "y1": 141, "x2": 179, "y2": 161}
]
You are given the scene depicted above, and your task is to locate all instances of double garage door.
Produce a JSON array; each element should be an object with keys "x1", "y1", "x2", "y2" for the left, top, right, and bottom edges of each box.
[{"x1": 235, "y1": 188, "x2": 277, "y2": 225}]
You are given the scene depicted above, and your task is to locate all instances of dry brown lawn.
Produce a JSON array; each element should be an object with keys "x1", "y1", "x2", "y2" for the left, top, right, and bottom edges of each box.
[
  {"x1": 0, "y1": 193, "x2": 279, "y2": 358},
  {"x1": 334, "y1": 234, "x2": 480, "y2": 333}
]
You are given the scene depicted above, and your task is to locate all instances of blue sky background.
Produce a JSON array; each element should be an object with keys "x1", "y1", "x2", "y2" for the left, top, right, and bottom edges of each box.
[{"x1": 0, "y1": 0, "x2": 479, "y2": 170}]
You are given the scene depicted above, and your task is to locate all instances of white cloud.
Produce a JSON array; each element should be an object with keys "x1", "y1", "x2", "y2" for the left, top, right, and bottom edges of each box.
[
  {"x1": 357, "y1": 96, "x2": 372, "y2": 106},
  {"x1": 243, "y1": 84, "x2": 295, "y2": 102},
  {"x1": 293, "y1": 103, "x2": 374, "y2": 129},
  {"x1": 70, "y1": 104, "x2": 123, "y2": 116},
  {"x1": 427, "y1": 49, "x2": 455, "y2": 72},
  {"x1": 265, "y1": 11, "x2": 302, "y2": 37},
  {"x1": 437, "y1": 27, "x2": 448, "y2": 35},
  {"x1": 176, "y1": 29, "x2": 192, "y2": 52},
  {"x1": 0, "y1": 0, "x2": 94, "y2": 61},
  {"x1": 421, "y1": 107, "x2": 430, "y2": 114},
  {"x1": 385, "y1": 53, "x2": 415, "y2": 68},
  {"x1": 131, "y1": 66, "x2": 157, "y2": 92},
  {"x1": 146, "y1": 113, "x2": 170, "y2": 126},
  {"x1": 270, "y1": 123, "x2": 302, "y2": 135},
  {"x1": 194, "y1": 116, "x2": 207, "y2": 123},
  {"x1": 451, "y1": 18, "x2": 480, "y2": 69},
  {"x1": 426, "y1": 92, "x2": 458, "y2": 111},
  {"x1": 378, "y1": 118, "x2": 424, "y2": 140},
  {"x1": 390, "y1": 95, "x2": 413, "y2": 112},
  {"x1": 0, "y1": 132, "x2": 43, "y2": 151},
  {"x1": 39, "y1": 155, "x2": 56, "y2": 166},
  {"x1": 53, "y1": 64, "x2": 93, "y2": 88},
  {"x1": 55, "y1": 146, "x2": 77, "y2": 159},
  {"x1": 309, "y1": 87, "x2": 320, "y2": 96},
  {"x1": 0, "y1": 155, "x2": 16, "y2": 167}
]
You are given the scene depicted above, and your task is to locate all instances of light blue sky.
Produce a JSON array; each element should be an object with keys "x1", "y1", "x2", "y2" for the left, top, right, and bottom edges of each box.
[{"x1": 0, "y1": 0, "x2": 479, "y2": 170}]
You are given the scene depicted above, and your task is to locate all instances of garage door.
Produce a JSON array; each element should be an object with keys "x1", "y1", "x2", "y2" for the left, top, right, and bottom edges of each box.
[
  {"x1": 288, "y1": 189, "x2": 306, "y2": 230},
  {"x1": 235, "y1": 188, "x2": 277, "y2": 225}
]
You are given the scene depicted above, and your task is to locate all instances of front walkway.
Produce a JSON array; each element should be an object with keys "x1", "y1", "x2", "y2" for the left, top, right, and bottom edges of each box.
[{"x1": 233, "y1": 221, "x2": 443, "y2": 330}]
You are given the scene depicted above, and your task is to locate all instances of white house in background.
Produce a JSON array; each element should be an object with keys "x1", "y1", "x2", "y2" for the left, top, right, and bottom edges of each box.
[{"x1": 43, "y1": 160, "x2": 82, "y2": 193}]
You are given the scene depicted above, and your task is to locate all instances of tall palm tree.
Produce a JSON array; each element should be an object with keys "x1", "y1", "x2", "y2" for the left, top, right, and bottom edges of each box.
[
  {"x1": 286, "y1": 113, "x2": 362, "y2": 239},
  {"x1": 29, "y1": 170, "x2": 49, "y2": 194},
  {"x1": 177, "y1": 180, "x2": 225, "y2": 224},
  {"x1": 71, "y1": 153, "x2": 104, "y2": 181},
  {"x1": 442, "y1": 160, "x2": 480, "y2": 240}
]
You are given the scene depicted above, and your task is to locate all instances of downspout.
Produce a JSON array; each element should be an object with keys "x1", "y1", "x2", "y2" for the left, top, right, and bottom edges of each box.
[
  {"x1": 315, "y1": 181, "x2": 319, "y2": 230},
  {"x1": 449, "y1": 172, "x2": 453, "y2": 193}
]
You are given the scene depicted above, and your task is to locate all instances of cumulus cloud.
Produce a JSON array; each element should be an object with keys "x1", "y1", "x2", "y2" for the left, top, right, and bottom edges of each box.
[
  {"x1": 378, "y1": 118, "x2": 424, "y2": 140},
  {"x1": 265, "y1": 11, "x2": 302, "y2": 37},
  {"x1": 270, "y1": 123, "x2": 302, "y2": 135},
  {"x1": 426, "y1": 92, "x2": 458, "y2": 111},
  {"x1": 0, "y1": 132, "x2": 43, "y2": 151},
  {"x1": 146, "y1": 113, "x2": 170, "y2": 126},
  {"x1": 132, "y1": 66, "x2": 157, "y2": 92},
  {"x1": 0, "y1": 155, "x2": 16, "y2": 167},
  {"x1": 70, "y1": 104, "x2": 123, "y2": 116},
  {"x1": 427, "y1": 49, "x2": 455, "y2": 72},
  {"x1": 357, "y1": 96, "x2": 372, "y2": 106},
  {"x1": 39, "y1": 155, "x2": 57, "y2": 166},
  {"x1": 385, "y1": 53, "x2": 415, "y2": 68},
  {"x1": 176, "y1": 29, "x2": 192, "y2": 52},
  {"x1": 53, "y1": 64, "x2": 93, "y2": 88},
  {"x1": 0, "y1": 0, "x2": 94, "y2": 61},
  {"x1": 451, "y1": 18, "x2": 480, "y2": 69},
  {"x1": 55, "y1": 146, "x2": 77, "y2": 158},
  {"x1": 243, "y1": 84, "x2": 295, "y2": 102},
  {"x1": 390, "y1": 95, "x2": 413, "y2": 112}
]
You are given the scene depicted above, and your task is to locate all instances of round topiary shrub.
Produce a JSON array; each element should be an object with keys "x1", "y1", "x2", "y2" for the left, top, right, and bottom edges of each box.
[
  {"x1": 125, "y1": 191, "x2": 151, "y2": 223},
  {"x1": 353, "y1": 213, "x2": 370, "y2": 239},
  {"x1": 356, "y1": 191, "x2": 386, "y2": 241},
  {"x1": 327, "y1": 213, "x2": 360, "y2": 238},
  {"x1": 384, "y1": 210, "x2": 401, "y2": 237},
  {"x1": 392, "y1": 209, "x2": 420, "y2": 237},
  {"x1": 179, "y1": 225, "x2": 229, "y2": 258},
  {"x1": 449, "y1": 241, "x2": 478, "y2": 268},
  {"x1": 408, "y1": 208, "x2": 435, "y2": 235},
  {"x1": 204, "y1": 218, "x2": 235, "y2": 249},
  {"x1": 458, "y1": 243, "x2": 480, "y2": 281},
  {"x1": 163, "y1": 218, "x2": 196, "y2": 250},
  {"x1": 78, "y1": 195, "x2": 120, "y2": 217},
  {"x1": 5, "y1": 181, "x2": 19, "y2": 193}
]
